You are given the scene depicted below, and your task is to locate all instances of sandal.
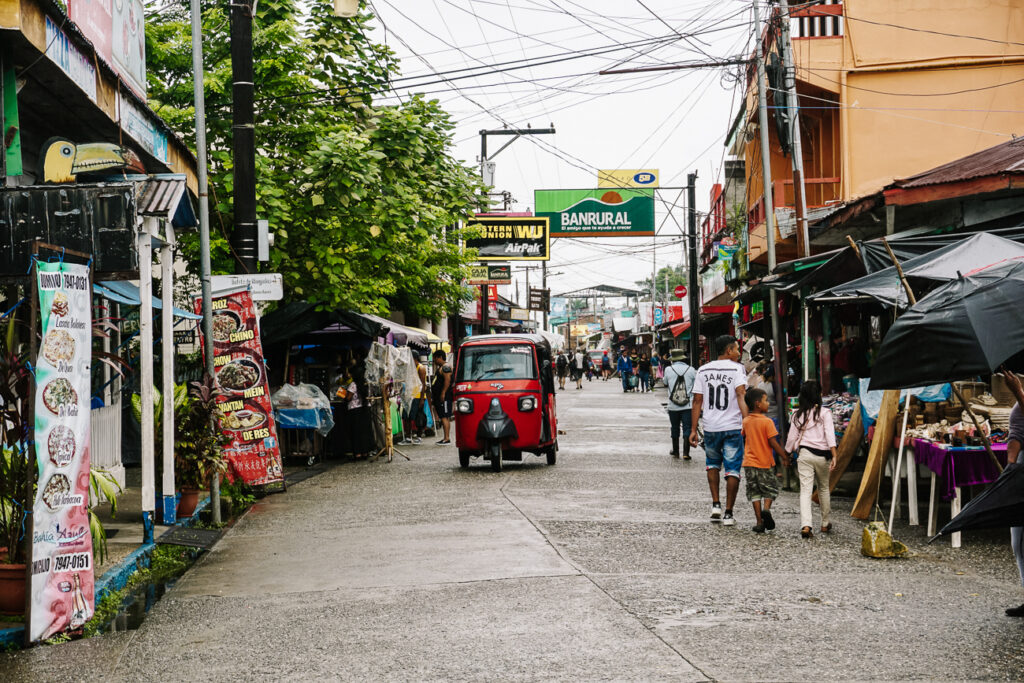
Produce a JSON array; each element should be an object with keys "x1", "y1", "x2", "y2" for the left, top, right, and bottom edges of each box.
[
  {"x1": 801, "y1": 526, "x2": 813, "y2": 539},
  {"x1": 820, "y1": 523, "x2": 833, "y2": 534}
]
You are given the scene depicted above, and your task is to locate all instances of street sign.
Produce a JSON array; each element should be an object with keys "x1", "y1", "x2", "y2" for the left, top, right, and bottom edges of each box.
[
  {"x1": 211, "y1": 273, "x2": 283, "y2": 301},
  {"x1": 654, "y1": 308, "x2": 664, "y2": 325},
  {"x1": 535, "y1": 188, "x2": 655, "y2": 237},
  {"x1": 173, "y1": 328, "x2": 196, "y2": 345},
  {"x1": 674, "y1": 285, "x2": 687, "y2": 299},
  {"x1": 528, "y1": 287, "x2": 550, "y2": 312},
  {"x1": 597, "y1": 169, "x2": 659, "y2": 188},
  {"x1": 466, "y1": 264, "x2": 512, "y2": 285},
  {"x1": 465, "y1": 216, "x2": 550, "y2": 261}
]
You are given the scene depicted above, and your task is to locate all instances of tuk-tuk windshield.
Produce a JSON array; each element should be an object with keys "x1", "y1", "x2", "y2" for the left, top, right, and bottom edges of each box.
[{"x1": 458, "y1": 344, "x2": 537, "y2": 381}]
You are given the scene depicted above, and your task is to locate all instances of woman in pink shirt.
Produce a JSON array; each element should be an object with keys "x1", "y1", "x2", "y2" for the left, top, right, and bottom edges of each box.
[{"x1": 785, "y1": 381, "x2": 837, "y2": 539}]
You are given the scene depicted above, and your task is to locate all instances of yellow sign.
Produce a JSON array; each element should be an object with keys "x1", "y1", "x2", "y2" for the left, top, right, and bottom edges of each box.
[
  {"x1": 570, "y1": 324, "x2": 589, "y2": 336},
  {"x1": 597, "y1": 169, "x2": 659, "y2": 188}
]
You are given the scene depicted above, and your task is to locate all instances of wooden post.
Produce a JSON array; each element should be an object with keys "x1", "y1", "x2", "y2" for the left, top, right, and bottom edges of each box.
[{"x1": 851, "y1": 389, "x2": 900, "y2": 519}]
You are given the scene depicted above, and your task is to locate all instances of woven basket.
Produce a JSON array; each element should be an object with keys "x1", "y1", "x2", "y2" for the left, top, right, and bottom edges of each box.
[{"x1": 991, "y1": 375, "x2": 1016, "y2": 406}]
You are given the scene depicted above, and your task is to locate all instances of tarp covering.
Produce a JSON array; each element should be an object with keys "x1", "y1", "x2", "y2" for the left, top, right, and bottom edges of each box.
[
  {"x1": 361, "y1": 313, "x2": 430, "y2": 347},
  {"x1": 94, "y1": 280, "x2": 201, "y2": 319},
  {"x1": 810, "y1": 233, "x2": 1024, "y2": 307}
]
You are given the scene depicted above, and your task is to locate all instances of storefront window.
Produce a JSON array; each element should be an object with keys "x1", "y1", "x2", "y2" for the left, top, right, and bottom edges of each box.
[{"x1": 458, "y1": 345, "x2": 537, "y2": 380}]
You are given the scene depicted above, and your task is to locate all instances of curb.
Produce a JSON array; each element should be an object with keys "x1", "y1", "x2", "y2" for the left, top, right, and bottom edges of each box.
[{"x1": 0, "y1": 494, "x2": 211, "y2": 648}]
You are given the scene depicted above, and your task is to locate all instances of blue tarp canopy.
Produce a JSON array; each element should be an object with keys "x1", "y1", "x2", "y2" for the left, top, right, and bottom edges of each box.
[{"x1": 94, "y1": 280, "x2": 201, "y2": 319}]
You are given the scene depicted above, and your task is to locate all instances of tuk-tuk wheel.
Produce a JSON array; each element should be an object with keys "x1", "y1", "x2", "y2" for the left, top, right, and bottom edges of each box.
[
  {"x1": 489, "y1": 443, "x2": 502, "y2": 472},
  {"x1": 458, "y1": 451, "x2": 470, "y2": 469},
  {"x1": 546, "y1": 448, "x2": 556, "y2": 466}
]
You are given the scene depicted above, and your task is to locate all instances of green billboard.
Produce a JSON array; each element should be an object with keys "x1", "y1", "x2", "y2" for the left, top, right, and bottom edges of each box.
[{"x1": 535, "y1": 188, "x2": 655, "y2": 237}]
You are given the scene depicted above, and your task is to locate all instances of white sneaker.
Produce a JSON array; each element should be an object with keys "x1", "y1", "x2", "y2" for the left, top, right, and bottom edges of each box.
[
  {"x1": 722, "y1": 511, "x2": 735, "y2": 526},
  {"x1": 397, "y1": 439, "x2": 412, "y2": 446},
  {"x1": 412, "y1": 436, "x2": 422, "y2": 444},
  {"x1": 710, "y1": 503, "x2": 723, "y2": 522}
]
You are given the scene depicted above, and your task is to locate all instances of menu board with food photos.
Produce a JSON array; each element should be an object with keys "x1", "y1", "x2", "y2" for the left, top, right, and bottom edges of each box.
[
  {"x1": 29, "y1": 261, "x2": 94, "y2": 643},
  {"x1": 195, "y1": 289, "x2": 283, "y2": 486}
]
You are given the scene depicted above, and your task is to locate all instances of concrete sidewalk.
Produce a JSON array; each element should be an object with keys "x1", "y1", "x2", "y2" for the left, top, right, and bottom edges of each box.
[{"x1": 4, "y1": 378, "x2": 1024, "y2": 680}]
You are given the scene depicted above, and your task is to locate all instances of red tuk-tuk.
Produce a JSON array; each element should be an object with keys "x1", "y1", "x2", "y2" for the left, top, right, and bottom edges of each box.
[{"x1": 452, "y1": 334, "x2": 558, "y2": 471}]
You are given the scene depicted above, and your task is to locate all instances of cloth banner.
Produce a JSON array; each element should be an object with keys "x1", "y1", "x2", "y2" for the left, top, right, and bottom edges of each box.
[
  {"x1": 29, "y1": 261, "x2": 94, "y2": 642},
  {"x1": 195, "y1": 289, "x2": 283, "y2": 485}
]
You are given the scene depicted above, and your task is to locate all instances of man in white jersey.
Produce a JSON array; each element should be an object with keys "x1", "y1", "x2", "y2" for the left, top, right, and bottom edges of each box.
[{"x1": 689, "y1": 335, "x2": 748, "y2": 526}]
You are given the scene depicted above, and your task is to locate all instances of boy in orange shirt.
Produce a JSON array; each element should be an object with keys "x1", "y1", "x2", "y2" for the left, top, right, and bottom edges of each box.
[{"x1": 742, "y1": 388, "x2": 791, "y2": 533}]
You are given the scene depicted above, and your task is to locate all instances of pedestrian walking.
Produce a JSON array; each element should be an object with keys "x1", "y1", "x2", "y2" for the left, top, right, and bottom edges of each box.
[
  {"x1": 742, "y1": 388, "x2": 790, "y2": 533},
  {"x1": 651, "y1": 351, "x2": 662, "y2": 388},
  {"x1": 573, "y1": 348, "x2": 586, "y2": 389},
  {"x1": 399, "y1": 354, "x2": 428, "y2": 445},
  {"x1": 663, "y1": 349, "x2": 696, "y2": 459},
  {"x1": 556, "y1": 351, "x2": 569, "y2": 390},
  {"x1": 1000, "y1": 370, "x2": 1024, "y2": 617},
  {"x1": 617, "y1": 350, "x2": 633, "y2": 393},
  {"x1": 690, "y1": 335, "x2": 748, "y2": 526},
  {"x1": 637, "y1": 354, "x2": 652, "y2": 393},
  {"x1": 431, "y1": 349, "x2": 454, "y2": 445},
  {"x1": 784, "y1": 380, "x2": 837, "y2": 539},
  {"x1": 601, "y1": 351, "x2": 612, "y2": 381}
]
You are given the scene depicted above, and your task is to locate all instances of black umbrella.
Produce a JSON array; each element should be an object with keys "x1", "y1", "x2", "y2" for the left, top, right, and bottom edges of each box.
[
  {"x1": 930, "y1": 463, "x2": 1024, "y2": 541},
  {"x1": 868, "y1": 258, "x2": 1024, "y2": 390}
]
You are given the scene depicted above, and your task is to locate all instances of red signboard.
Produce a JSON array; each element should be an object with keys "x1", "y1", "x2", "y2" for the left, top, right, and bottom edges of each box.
[
  {"x1": 674, "y1": 285, "x2": 688, "y2": 299},
  {"x1": 195, "y1": 290, "x2": 283, "y2": 486}
]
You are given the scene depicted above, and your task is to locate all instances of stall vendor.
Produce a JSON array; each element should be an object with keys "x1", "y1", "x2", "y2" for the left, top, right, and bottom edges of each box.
[{"x1": 1003, "y1": 370, "x2": 1024, "y2": 618}]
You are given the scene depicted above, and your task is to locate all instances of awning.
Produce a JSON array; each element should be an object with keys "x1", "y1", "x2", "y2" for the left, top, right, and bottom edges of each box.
[
  {"x1": 259, "y1": 302, "x2": 388, "y2": 346},
  {"x1": 669, "y1": 321, "x2": 691, "y2": 337},
  {"x1": 361, "y1": 313, "x2": 431, "y2": 347},
  {"x1": 94, "y1": 281, "x2": 201, "y2": 319}
]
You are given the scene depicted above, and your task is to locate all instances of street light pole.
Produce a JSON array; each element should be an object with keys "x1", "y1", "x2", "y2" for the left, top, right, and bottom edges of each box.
[
  {"x1": 686, "y1": 172, "x2": 700, "y2": 365},
  {"x1": 191, "y1": 0, "x2": 219, "y2": 524}
]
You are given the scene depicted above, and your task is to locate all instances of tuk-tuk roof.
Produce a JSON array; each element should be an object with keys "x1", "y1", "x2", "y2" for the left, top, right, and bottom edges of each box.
[{"x1": 459, "y1": 333, "x2": 551, "y2": 352}]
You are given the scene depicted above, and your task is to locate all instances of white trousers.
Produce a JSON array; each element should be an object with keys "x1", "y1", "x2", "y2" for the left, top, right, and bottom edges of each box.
[{"x1": 797, "y1": 449, "x2": 831, "y2": 529}]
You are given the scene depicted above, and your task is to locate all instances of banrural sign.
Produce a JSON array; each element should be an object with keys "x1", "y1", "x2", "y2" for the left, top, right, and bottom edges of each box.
[
  {"x1": 535, "y1": 188, "x2": 655, "y2": 237},
  {"x1": 466, "y1": 217, "x2": 549, "y2": 261}
]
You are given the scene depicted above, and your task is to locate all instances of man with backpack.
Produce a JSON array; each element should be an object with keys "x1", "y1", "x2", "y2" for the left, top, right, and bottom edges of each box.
[
  {"x1": 663, "y1": 348, "x2": 697, "y2": 459},
  {"x1": 556, "y1": 351, "x2": 569, "y2": 390}
]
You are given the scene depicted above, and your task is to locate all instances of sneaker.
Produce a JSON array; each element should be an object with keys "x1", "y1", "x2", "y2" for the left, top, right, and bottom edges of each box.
[
  {"x1": 1006, "y1": 603, "x2": 1024, "y2": 617},
  {"x1": 396, "y1": 439, "x2": 412, "y2": 446},
  {"x1": 722, "y1": 510, "x2": 735, "y2": 526},
  {"x1": 412, "y1": 436, "x2": 422, "y2": 445},
  {"x1": 762, "y1": 510, "x2": 775, "y2": 531},
  {"x1": 435, "y1": 439, "x2": 451, "y2": 445},
  {"x1": 710, "y1": 503, "x2": 723, "y2": 522},
  {"x1": 751, "y1": 523, "x2": 766, "y2": 534}
]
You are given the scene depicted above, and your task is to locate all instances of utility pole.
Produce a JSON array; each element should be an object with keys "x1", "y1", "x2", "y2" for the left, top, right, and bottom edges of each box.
[
  {"x1": 779, "y1": 0, "x2": 810, "y2": 260},
  {"x1": 191, "y1": 0, "x2": 219, "y2": 524},
  {"x1": 478, "y1": 125, "x2": 554, "y2": 336},
  {"x1": 542, "y1": 261, "x2": 548, "y2": 332},
  {"x1": 753, "y1": 0, "x2": 788, "y2": 433},
  {"x1": 779, "y1": 0, "x2": 813, "y2": 380},
  {"x1": 686, "y1": 172, "x2": 700, "y2": 365},
  {"x1": 230, "y1": 0, "x2": 257, "y2": 273}
]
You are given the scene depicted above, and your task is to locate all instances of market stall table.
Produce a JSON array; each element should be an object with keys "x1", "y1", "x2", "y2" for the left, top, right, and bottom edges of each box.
[
  {"x1": 275, "y1": 407, "x2": 331, "y2": 466},
  {"x1": 910, "y1": 438, "x2": 1009, "y2": 547}
]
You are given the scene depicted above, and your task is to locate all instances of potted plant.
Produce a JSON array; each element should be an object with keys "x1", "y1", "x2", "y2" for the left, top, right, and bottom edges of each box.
[
  {"x1": 0, "y1": 314, "x2": 32, "y2": 614},
  {"x1": 174, "y1": 375, "x2": 228, "y2": 518}
]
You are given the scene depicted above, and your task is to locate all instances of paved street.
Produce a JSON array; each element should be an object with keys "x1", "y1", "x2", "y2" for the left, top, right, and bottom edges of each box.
[{"x1": 6, "y1": 378, "x2": 1024, "y2": 681}]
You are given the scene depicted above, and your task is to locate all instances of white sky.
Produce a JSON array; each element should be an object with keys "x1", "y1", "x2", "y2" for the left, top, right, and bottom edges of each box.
[{"x1": 366, "y1": 0, "x2": 754, "y2": 305}]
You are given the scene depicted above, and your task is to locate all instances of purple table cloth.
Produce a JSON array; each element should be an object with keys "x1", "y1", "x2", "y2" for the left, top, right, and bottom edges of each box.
[{"x1": 912, "y1": 438, "x2": 1009, "y2": 501}]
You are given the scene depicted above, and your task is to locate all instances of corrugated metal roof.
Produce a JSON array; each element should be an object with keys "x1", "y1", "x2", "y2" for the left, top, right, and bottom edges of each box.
[
  {"x1": 892, "y1": 137, "x2": 1024, "y2": 189},
  {"x1": 135, "y1": 175, "x2": 197, "y2": 228}
]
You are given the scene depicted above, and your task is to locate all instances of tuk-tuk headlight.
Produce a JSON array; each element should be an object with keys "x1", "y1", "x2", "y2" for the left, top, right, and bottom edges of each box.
[
  {"x1": 518, "y1": 396, "x2": 537, "y2": 412},
  {"x1": 455, "y1": 398, "x2": 474, "y2": 414}
]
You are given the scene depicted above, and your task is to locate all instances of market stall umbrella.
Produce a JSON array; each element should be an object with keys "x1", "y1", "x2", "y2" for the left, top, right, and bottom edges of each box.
[
  {"x1": 869, "y1": 259, "x2": 1024, "y2": 390},
  {"x1": 931, "y1": 464, "x2": 1024, "y2": 541}
]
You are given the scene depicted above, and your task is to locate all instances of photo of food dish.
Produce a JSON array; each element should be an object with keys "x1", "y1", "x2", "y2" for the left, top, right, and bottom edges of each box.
[
  {"x1": 41, "y1": 473, "x2": 72, "y2": 511},
  {"x1": 220, "y1": 409, "x2": 266, "y2": 431},
  {"x1": 42, "y1": 329, "x2": 75, "y2": 364},
  {"x1": 48, "y1": 426, "x2": 76, "y2": 466},
  {"x1": 51, "y1": 292, "x2": 69, "y2": 317},
  {"x1": 212, "y1": 310, "x2": 242, "y2": 342},
  {"x1": 217, "y1": 358, "x2": 262, "y2": 392},
  {"x1": 42, "y1": 378, "x2": 78, "y2": 415}
]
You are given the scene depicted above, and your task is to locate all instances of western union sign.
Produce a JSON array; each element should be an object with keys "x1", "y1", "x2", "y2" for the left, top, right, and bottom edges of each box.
[{"x1": 466, "y1": 216, "x2": 550, "y2": 261}]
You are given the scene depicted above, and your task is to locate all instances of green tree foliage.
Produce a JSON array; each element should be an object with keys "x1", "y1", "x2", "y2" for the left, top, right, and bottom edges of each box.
[
  {"x1": 145, "y1": 0, "x2": 483, "y2": 318},
  {"x1": 635, "y1": 264, "x2": 688, "y2": 300}
]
